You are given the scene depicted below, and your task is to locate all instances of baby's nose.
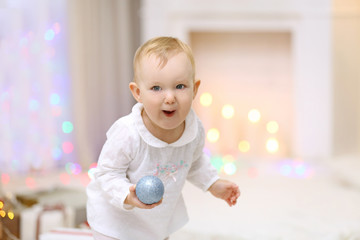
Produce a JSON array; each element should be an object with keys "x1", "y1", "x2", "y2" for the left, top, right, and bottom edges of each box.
[{"x1": 164, "y1": 90, "x2": 175, "y2": 104}]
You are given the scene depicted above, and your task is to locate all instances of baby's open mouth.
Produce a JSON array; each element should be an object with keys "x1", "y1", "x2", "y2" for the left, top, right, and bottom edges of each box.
[{"x1": 163, "y1": 110, "x2": 175, "y2": 117}]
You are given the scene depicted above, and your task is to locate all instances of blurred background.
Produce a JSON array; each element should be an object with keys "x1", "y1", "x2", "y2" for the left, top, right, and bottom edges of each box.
[{"x1": 1, "y1": 0, "x2": 360, "y2": 239}]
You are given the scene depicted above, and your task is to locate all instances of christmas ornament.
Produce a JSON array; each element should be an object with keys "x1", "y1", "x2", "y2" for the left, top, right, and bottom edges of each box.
[{"x1": 136, "y1": 175, "x2": 164, "y2": 204}]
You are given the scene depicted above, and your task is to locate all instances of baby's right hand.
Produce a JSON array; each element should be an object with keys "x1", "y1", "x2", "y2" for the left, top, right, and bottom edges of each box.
[{"x1": 124, "y1": 185, "x2": 163, "y2": 209}]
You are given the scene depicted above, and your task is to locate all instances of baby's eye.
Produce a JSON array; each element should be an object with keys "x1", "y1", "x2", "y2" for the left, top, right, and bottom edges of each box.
[
  {"x1": 176, "y1": 84, "x2": 186, "y2": 90},
  {"x1": 151, "y1": 86, "x2": 161, "y2": 91}
]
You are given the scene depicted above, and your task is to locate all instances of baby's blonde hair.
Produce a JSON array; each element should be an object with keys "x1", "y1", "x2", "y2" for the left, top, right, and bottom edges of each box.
[{"x1": 133, "y1": 36, "x2": 195, "y2": 82}]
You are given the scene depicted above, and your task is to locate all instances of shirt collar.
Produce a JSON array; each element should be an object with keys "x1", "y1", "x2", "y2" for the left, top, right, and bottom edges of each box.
[{"x1": 133, "y1": 103, "x2": 198, "y2": 148}]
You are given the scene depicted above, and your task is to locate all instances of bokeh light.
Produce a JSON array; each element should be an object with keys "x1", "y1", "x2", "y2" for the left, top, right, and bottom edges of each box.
[
  {"x1": 224, "y1": 163, "x2": 237, "y2": 175},
  {"x1": 7, "y1": 211, "x2": 14, "y2": 220},
  {"x1": 210, "y1": 156, "x2": 223, "y2": 172},
  {"x1": 51, "y1": 147, "x2": 62, "y2": 160},
  {"x1": 62, "y1": 141, "x2": 74, "y2": 154},
  {"x1": 248, "y1": 109, "x2": 261, "y2": 123},
  {"x1": 29, "y1": 99, "x2": 39, "y2": 111},
  {"x1": 0, "y1": 5, "x2": 74, "y2": 175},
  {"x1": 222, "y1": 155, "x2": 237, "y2": 175},
  {"x1": 238, "y1": 140, "x2": 250, "y2": 153},
  {"x1": 65, "y1": 162, "x2": 82, "y2": 175},
  {"x1": 203, "y1": 147, "x2": 211, "y2": 157},
  {"x1": 52, "y1": 22, "x2": 61, "y2": 34},
  {"x1": 62, "y1": 121, "x2": 74, "y2": 133},
  {"x1": 200, "y1": 92, "x2": 213, "y2": 106},
  {"x1": 1, "y1": 173, "x2": 10, "y2": 185},
  {"x1": 278, "y1": 159, "x2": 315, "y2": 179},
  {"x1": 50, "y1": 93, "x2": 60, "y2": 105},
  {"x1": 222, "y1": 154, "x2": 235, "y2": 163},
  {"x1": 26, "y1": 177, "x2": 36, "y2": 189},
  {"x1": 52, "y1": 106, "x2": 62, "y2": 116},
  {"x1": 88, "y1": 163, "x2": 98, "y2": 180},
  {"x1": 295, "y1": 164, "x2": 306, "y2": 176},
  {"x1": 266, "y1": 138, "x2": 279, "y2": 153},
  {"x1": 267, "y1": 121, "x2": 279, "y2": 134},
  {"x1": 207, "y1": 128, "x2": 220, "y2": 143},
  {"x1": 59, "y1": 172, "x2": 71, "y2": 185},
  {"x1": 44, "y1": 29, "x2": 55, "y2": 41},
  {"x1": 221, "y1": 104, "x2": 235, "y2": 119},
  {"x1": 280, "y1": 164, "x2": 292, "y2": 176}
]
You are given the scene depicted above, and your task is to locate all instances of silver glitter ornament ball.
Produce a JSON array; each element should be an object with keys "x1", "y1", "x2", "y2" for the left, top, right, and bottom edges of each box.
[{"x1": 136, "y1": 175, "x2": 165, "y2": 204}]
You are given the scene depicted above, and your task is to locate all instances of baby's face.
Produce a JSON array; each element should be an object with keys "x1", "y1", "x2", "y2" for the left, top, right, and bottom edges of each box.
[{"x1": 136, "y1": 52, "x2": 198, "y2": 133}]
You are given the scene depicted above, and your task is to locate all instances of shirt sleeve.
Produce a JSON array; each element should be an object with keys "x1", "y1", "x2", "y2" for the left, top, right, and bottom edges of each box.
[
  {"x1": 186, "y1": 120, "x2": 219, "y2": 191},
  {"x1": 93, "y1": 120, "x2": 136, "y2": 211}
]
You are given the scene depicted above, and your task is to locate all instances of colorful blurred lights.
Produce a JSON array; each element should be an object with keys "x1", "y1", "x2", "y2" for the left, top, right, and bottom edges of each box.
[
  {"x1": 248, "y1": 109, "x2": 261, "y2": 123},
  {"x1": 52, "y1": 106, "x2": 62, "y2": 116},
  {"x1": 279, "y1": 159, "x2": 314, "y2": 178},
  {"x1": 29, "y1": 99, "x2": 39, "y2": 111},
  {"x1": 7, "y1": 211, "x2": 14, "y2": 220},
  {"x1": 52, "y1": 22, "x2": 61, "y2": 34},
  {"x1": 224, "y1": 163, "x2": 237, "y2": 175},
  {"x1": 280, "y1": 164, "x2": 292, "y2": 176},
  {"x1": 44, "y1": 29, "x2": 55, "y2": 41},
  {"x1": 52, "y1": 147, "x2": 62, "y2": 160},
  {"x1": 62, "y1": 121, "x2": 74, "y2": 133},
  {"x1": 267, "y1": 121, "x2": 279, "y2": 134},
  {"x1": 238, "y1": 140, "x2": 250, "y2": 153},
  {"x1": 60, "y1": 173, "x2": 71, "y2": 185},
  {"x1": 266, "y1": 138, "x2": 279, "y2": 153},
  {"x1": 222, "y1": 154, "x2": 235, "y2": 163},
  {"x1": 88, "y1": 162, "x2": 98, "y2": 179},
  {"x1": 221, "y1": 104, "x2": 235, "y2": 119},
  {"x1": 1, "y1": 173, "x2": 10, "y2": 185},
  {"x1": 210, "y1": 156, "x2": 223, "y2": 172},
  {"x1": 26, "y1": 177, "x2": 36, "y2": 189},
  {"x1": 200, "y1": 92, "x2": 213, "y2": 107},
  {"x1": 295, "y1": 164, "x2": 306, "y2": 176},
  {"x1": 207, "y1": 128, "x2": 220, "y2": 143},
  {"x1": 65, "y1": 162, "x2": 82, "y2": 175},
  {"x1": 50, "y1": 93, "x2": 60, "y2": 105},
  {"x1": 62, "y1": 141, "x2": 74, "y2": 154},
  {"x1": 88, "y1": 168, "x2": 97, "y2": 180}
]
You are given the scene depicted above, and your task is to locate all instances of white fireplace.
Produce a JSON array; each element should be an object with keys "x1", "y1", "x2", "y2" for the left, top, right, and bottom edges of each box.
[{"x1": 140, "y1": 0, "x2": 334, "y2": 159}]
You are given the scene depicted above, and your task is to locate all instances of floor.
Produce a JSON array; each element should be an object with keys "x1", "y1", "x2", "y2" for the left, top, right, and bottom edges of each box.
[
  {"x1": 4, "y1": 156, "x2": 360, "y2": 240},
  {"x1": 171, "y1": 156, "x2": 360, "y2": 240}
]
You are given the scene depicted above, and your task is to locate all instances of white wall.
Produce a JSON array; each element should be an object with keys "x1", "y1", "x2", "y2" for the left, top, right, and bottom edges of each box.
[{"x1": 332, "y1": 0, "x2": 360, "y2": 156}]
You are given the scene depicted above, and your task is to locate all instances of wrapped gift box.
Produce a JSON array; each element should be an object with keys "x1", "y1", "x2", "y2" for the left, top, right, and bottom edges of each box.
[
  {"x1": 1, "y1": 187, "x2": 87, "y2": 240},
  {"x1": 40, "y1": 228, "x2": 93, "y2": 240}
]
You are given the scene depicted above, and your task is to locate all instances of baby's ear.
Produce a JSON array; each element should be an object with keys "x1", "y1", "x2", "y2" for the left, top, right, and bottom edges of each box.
[
  {"x1": 192, "y1": 79, "x2": 201, "y2": 99},
  {"x1": 129, "y1": 82, "x2": 142, "y2": 102}
]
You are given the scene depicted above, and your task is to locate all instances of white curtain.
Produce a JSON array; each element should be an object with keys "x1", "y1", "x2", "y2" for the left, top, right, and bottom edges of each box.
[
  {"x1": 67, "y1": 0, "x2": 140, "y2": 168},
  {"x1": 0, "y1": 0, "x2": 73, "y2": 174}
]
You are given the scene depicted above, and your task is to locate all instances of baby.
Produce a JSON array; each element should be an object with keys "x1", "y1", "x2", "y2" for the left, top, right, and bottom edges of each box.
[{"x1": 87, "y1": 36, "x2": 240, "y2": 240}]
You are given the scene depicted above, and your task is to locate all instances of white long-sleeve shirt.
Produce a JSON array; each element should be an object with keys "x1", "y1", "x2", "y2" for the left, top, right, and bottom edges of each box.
[{"x1": 86, "y1": 103, "x2": 219, "y2": 240}]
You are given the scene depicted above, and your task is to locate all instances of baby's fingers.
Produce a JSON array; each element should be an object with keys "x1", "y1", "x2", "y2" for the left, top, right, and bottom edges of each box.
[
  {"x1": 139, "y1": 198, "x2": 163, "y2": 209},
  {"x1": 129, "y1": 184, "x2": 136, "y2": 192}
]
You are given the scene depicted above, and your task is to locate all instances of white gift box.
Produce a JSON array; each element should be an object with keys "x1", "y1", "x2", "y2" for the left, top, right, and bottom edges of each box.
[
  {"x1": 20, "y1": 204, "x2": 74, "y2": 240},
  {"x1": 40, "y1": 228, "x2": 93, "y2": 240},
  {"x1": 17, "y1": 187, "x2": 87, "y2": 240}
]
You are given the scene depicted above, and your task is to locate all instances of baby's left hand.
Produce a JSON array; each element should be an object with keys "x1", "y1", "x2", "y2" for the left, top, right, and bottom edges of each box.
[{"x1": 208, "y1": 179, "x2": 240, "y2": 206}]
